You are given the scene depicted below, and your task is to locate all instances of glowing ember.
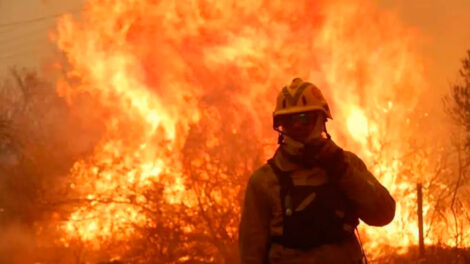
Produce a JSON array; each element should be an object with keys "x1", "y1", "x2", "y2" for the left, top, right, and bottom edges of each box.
[{"x1": 51, "y1": 0, "x2": 469, "y2": 261}]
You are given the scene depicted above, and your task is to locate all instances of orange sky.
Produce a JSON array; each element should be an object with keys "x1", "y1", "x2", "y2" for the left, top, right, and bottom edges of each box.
[{"x1": 0, "y1": 0, "x2": 469, "y2": 93}]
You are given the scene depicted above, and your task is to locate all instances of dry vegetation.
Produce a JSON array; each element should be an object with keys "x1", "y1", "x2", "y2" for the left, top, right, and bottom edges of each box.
[{"x1": 1, "y1": 50, "x2": 470, "y2": 264}]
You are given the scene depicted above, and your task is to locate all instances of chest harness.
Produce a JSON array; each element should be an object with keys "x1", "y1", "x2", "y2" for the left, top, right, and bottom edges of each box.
[{"x1": 267, "y1": 158, "x2": 359, "y2": 250}]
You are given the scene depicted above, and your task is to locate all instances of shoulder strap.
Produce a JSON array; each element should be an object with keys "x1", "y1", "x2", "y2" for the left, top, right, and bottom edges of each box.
[
  {"x1": 267, "y1": 158, "x2": 294, "y2": 216},
  {"x1": 267, "y1": 158, "x2": 293, "y2": 189}
]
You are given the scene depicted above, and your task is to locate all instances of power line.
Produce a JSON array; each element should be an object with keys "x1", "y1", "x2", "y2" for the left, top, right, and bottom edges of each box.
[
  {"x1": 0, "y1": 19, "x2": 54, "y2": 35},
  {"x1": 0, "y1": 9, "x2": 82, "y2": 29}
]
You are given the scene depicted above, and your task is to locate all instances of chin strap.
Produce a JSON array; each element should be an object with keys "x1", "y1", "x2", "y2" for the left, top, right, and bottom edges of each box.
[
  {"x1": 355, "y1": 228, "x2": 369, "y2": 264},
  {"x1": 323, "y1": 122, "x2": 332, "y2": 140}
]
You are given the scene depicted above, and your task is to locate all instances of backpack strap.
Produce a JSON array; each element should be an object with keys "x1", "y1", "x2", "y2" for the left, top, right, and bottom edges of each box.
[
  {"x1": 266, "y1": 158, "x2": 291, "y2": 258},
  {"x1": 267, "y1": 158, "x2": 294, "y2": 216}
]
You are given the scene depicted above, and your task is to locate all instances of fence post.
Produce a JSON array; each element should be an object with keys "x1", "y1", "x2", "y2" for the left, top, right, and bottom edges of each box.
[{"x1": 417, "y1": 183, "x2": 425, "y2": 258}]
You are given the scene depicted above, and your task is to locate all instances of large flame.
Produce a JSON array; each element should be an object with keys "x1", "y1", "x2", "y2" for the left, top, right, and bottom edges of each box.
[{"x1": 50, "y1": 0, "x2": 469, "y2": 262}]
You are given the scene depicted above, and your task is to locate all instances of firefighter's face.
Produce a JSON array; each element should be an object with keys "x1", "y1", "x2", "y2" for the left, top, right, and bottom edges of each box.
[{"x1": 280, "y1": 111, "x2": 324, "y2": 142}]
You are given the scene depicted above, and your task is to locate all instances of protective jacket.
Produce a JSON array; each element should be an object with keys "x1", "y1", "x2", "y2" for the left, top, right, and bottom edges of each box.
[{"x1": 239, "y1": 142, "x2": 396, "y2": 264}]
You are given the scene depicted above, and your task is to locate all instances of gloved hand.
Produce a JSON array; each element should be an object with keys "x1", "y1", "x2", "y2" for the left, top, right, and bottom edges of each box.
[{"x1": 302, "y1": 138, "x2": 348, "y2": 178}]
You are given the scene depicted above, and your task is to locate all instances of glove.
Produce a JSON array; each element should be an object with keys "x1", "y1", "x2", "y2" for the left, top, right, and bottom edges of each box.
[{"x1": 302, "y1": 138, "x2": 348, "y2": 178}]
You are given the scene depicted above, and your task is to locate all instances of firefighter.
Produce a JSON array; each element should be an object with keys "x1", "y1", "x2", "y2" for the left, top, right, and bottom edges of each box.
[{"x1": 239, "y1": 78, "x2": 396, "y2": 264}]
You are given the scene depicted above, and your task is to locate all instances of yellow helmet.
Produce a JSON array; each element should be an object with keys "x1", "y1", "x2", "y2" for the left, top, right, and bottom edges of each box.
[{"x1": 273, "y1": 78, "x2": 332, "y2": 129}]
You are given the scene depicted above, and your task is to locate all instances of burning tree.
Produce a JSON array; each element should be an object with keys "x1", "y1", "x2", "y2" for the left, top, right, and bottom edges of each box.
[
  {"x1": 0, "y1": 68, "x2": 103, "y2": 264},
  {"x1": 445, "y1": 50, "x2": 470, "y2": 148},
  {"x1": 0, "y1": 68, "x2": 74, "y2": 230},
  {"x1": 442, "y1": 50, "x2": 470, "y2": 248}
]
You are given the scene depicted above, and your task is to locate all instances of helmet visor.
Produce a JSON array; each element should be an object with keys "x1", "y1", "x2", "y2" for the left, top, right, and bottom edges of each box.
[{"x1": 275, "y1": 111, "x2": 324, "y2": 129}]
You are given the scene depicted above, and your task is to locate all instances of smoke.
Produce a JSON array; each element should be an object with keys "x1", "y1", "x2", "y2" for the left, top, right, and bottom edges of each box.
[
  {"x1": 0, "y1": 69, "x2": 104, "y2": 264},
  {"x1": 379, "y1": 0, "x2": 470, "y2": 95},
  {"x1": 0, "y1": 224, "x2": 36, "y2": 264}
]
